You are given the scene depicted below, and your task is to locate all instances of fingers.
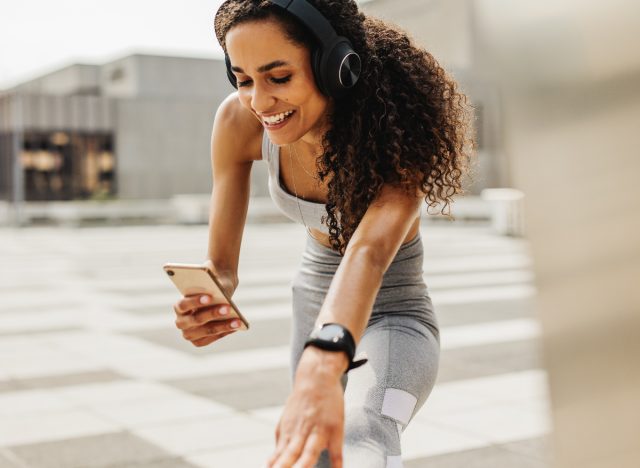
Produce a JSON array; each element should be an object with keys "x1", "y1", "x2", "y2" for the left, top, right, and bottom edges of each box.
[
  {"x1": 275, "y1": 421, "x2": 281, "y2": 444},
  {"x1": 192, "y1": 304, "x2": 233, "y2": 325},
  {"x1": 270, "y1": 433, "x2": 306, "y2": 468},
  {"x1": 272, "y1": 430, "x2": 328, "y2": 468},
  {"x1": 191, "y1": 330, "x2": 234, "y2": 347},
  {"x1": 174, "y1": 302, "x2": 232, "y2": 330},
  {"x1": 266, "y1": 420, "x2": 288, "y2": 467},
  {"x1": 292, "y1": 431, "x2": 328, "y2": 468},
  {"x1": 181, "y1": 318, "x2": 241, "y2": 345},
  {"x1": 173, "y1": 294, "x2": 224, "y2": 315},
  {"x1": 326, "y1": 430, "x2": 344, "y2": 468}
]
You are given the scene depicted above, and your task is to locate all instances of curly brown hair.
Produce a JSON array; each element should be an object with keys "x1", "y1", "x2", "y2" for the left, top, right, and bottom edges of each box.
[{"x1": 215, "y1": 0, "x2": 475, "y2": 254}]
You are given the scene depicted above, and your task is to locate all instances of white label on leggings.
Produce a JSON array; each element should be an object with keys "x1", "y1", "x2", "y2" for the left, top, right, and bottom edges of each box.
[{"x1": 381, "y1": 388, "x2": 417, "y2": 425}]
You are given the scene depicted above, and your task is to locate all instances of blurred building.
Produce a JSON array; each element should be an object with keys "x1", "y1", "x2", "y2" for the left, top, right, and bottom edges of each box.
[
  {"x1": 0, "y1": 54, "x2": 232, "y2": 202},
  {"x1": 0, "y1": 0, "x2": 503, "y2": 206}
]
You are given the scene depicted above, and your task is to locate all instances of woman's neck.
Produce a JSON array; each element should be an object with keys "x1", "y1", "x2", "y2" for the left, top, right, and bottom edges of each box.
[
  {"x1": 297, "y1": 135, "x2": 324, "y2": 157},
  {"x1": 299, "y1": 111, "x2": 331, "y2": 156}
]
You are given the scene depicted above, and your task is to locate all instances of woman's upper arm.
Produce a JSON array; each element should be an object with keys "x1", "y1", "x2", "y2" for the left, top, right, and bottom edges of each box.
[
  {"x1": 211, "y1": 92, "x2": 263, "y2": 174},
  {"x1": 206, "y1": 93, "x2": 262, "y2": 273}
]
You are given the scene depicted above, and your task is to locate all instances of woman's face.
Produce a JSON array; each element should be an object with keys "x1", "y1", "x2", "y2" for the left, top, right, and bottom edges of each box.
[{"x1": 225, "y1": 18, "x2": 332, "y2": 147}]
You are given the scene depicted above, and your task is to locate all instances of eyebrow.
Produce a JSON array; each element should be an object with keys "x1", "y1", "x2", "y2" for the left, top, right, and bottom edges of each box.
[{"x1": 230, "y1": 60, "x2": 290, "y2": 74}]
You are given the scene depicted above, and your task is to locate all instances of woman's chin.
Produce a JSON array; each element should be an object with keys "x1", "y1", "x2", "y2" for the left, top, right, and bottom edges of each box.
[{"x1": 266, "y1": 131, "x2": 299, "y2": 147}]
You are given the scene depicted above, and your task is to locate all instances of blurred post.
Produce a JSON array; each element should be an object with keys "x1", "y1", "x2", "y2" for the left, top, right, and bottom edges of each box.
[
  {"x1": 11, "y1": 91, "x2": 24, "y2": 227},
  {"x1": 473, "y1": 0, "x2": 640, "y2": 467},
  {"x1": 481, "y1": 188, "x2": 525, "y2": 236}
]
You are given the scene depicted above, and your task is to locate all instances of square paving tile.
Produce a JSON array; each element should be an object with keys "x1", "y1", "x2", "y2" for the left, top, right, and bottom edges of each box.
[
  {"x1": 5, "y1": 370, "x2": 126, "y2": 393},
  {"x1": 165, "y1": 367, "x2": 291, "y2": 411},
  {"x1": 130, "y1": 317, "x2": 291, "y2": 355},
  {"x1": 435, "y1": 299, "x2": 534, "y2": 327},
  {"x1": 404, "y1": 436, "x2": 550, "y2": 468},
  {"x1": 186, "y1": 441, "x2": 275, "y2": 468},
  {"x1": 9, "y1": 432, "x2": 175, "y2": 468},
  {"x1": 437, "y1": 339, "x2": 542, "y2": 383},
  {"x1": 500, "y1": 434, "x2": 554, "y2": 463},
  {"x1": 105, "y1": 457, "x2": 198, "y2": 468},
  {"x1": 132, "y1": 415, "x2": 273, "y2": 456},
  {"x1": 0, "y1": 327, "x2": 83, "y2": 338},
  {"x1": 0, "y1": 451, "x2": 22, "y2": 468}
]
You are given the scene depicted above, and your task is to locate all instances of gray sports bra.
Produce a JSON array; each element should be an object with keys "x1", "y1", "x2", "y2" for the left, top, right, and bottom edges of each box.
[{"x1": 261, "y1": 131, "x2": 330, "y2": 233}]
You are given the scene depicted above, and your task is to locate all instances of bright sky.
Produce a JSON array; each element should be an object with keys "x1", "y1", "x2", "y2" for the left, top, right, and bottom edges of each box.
[{"x1": 0, "y1": 0, "x2": 227, "y2": 90}]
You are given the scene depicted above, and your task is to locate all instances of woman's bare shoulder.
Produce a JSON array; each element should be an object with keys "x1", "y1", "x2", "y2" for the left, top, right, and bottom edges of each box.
[{"x1": 213, "y1": 92, "x2": 264, "y2": 162}]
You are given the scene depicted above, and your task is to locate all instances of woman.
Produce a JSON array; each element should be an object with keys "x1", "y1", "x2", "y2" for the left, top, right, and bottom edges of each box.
[{"x1": 173, "y1": 0, "x2": 474, "y2": 466}]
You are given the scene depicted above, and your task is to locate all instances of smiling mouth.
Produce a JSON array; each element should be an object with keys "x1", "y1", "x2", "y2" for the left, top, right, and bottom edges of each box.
[{"x1": 262, "y1": 110, "x2": 295, "y2": 126}]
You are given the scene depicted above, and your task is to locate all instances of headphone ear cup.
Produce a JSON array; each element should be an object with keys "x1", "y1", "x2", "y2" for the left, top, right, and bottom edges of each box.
[
  {"x1": 225, "y1": 54, "x2": 238, "y2": 89},
  {"x1": 322, "y1": 39, "x2": 361, "y2": 98},
  {"x1": 311, "y1": 47, "x2": 328, "y2": 96},
  {"x1": 337, "y1": 44, "x2": 361, "y2": 89}
]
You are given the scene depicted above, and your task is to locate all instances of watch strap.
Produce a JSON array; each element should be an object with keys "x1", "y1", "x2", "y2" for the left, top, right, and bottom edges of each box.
[
  {"x1": 303, "y1": 323, "x2": 368, "y2": 373},
  {"x1": 347, "y1": 356, "x2": 368, "y2": 371}
]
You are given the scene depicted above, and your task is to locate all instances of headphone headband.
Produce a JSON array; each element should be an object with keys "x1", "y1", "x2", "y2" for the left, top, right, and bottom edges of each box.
[{"x1": 268, "y1": 0, "x2": 338, "y2": 48}]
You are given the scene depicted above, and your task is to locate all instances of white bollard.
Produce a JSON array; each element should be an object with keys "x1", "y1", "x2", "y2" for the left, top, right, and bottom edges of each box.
[{"x1": 481, "y1": 188, "x2": 526, "y2": 236}]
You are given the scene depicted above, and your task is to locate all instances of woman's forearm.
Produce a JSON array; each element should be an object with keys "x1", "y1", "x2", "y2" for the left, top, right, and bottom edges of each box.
[
  {"x1": 295, "y1": 244, "x2": 386, "y2": 379},
  {"x1": 206, "y1": 163, "x2": 252, "y2": 290},
  {"x1": 316, "y1": 244, "x2": 386, "y2": 340}
]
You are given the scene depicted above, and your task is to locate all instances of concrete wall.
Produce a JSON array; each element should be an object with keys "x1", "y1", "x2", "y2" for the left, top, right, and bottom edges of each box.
[
  {"x1": 114, "y1": 91, "x2": 271, "y2": 200},
  {"x1": 13, "y1": 64, "x2": 101, "y2": 96},
  {"x1": 101, "y1": 56, "x2": 140, "y2": 98},
  {"x1": 105, "y1": 55, "x2": 240, "y2": 199},
  {"x1": 115, "y1": 97, "x2": 218, "y2": 199},
  {"x1": 102, "y1": 55, "x2": 231, "y2": 99}
]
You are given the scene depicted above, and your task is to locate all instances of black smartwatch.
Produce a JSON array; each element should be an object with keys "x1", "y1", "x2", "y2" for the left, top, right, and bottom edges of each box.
[{"x1": 303, "y1": 323, "x2": 368, "y2": 373}]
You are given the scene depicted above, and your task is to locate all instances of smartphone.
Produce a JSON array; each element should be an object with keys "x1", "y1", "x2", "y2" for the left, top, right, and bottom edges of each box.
[{"x1": 163, "y1": 262, "x2": 249, "y2": 330}]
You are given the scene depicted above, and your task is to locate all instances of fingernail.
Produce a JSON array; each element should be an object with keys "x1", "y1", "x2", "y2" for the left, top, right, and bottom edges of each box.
[
  {"x1": 219, "y1": 306, "x2": 229, "y2": 316},
  {"x1": 230, "y1": 320, "x2": 240, "y2": 329},
  {"x1": 199, "y1": 295, "x2": 210, "y2": 305}
]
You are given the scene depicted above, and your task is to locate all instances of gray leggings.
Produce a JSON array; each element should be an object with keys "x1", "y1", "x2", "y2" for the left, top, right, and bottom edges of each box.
[{"x1": 290, "y1": 232, "x2": 441, "y2": 468}]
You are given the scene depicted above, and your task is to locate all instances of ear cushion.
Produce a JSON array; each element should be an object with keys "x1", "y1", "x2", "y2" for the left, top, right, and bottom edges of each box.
[
  {"x1": 310, "y1": 47, "x2": 328, "y2": 96},
  {"x1": 225, "y1": 54, "x2": 238, "y2": 89}
]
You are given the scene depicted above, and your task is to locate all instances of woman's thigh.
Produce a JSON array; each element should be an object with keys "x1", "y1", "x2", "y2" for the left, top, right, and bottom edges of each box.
[{"x1": 340, "y1": 314, "x2": 440, "y2": 468}]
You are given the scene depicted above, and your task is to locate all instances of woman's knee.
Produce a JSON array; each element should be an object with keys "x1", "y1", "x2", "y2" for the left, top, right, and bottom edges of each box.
[{"x1": 344, "y1": 405, "x2": 401, "y2": 458}]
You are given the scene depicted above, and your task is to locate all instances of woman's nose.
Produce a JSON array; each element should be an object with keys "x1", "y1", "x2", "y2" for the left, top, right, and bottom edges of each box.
[{"x1": 251, "y1": 83, "x2": 276, "y2": 112}]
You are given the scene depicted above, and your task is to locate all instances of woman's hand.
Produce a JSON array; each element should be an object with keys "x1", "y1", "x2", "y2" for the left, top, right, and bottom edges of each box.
[
  {"x1": 172, "y1": 260, "x2": 240, "y2": 347},
  {"x1": 267, "y1": 347, "x2": 348, "y2": 468}
]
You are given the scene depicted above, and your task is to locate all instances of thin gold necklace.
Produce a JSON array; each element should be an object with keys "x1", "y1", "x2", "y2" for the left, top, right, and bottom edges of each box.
[
  {"x1": 290, "y1": 142, "x2": 320, "y2": 182},
  {"x1": 288, "y1": 143, "x2": 320, "y2": 241}
]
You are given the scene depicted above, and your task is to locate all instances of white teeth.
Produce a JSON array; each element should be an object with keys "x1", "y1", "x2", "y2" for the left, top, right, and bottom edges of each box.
[{"x1": 263, "y1": 110, "x2": 294, "y2": 125}]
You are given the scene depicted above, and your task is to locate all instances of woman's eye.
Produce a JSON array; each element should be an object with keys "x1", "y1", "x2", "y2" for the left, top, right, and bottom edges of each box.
[
  {"x1": 236, "y1": 75, "x2": 291, "y2": 87},
  {"x1": 271, "y1": 75, "x2": 292, "y2": 84}
]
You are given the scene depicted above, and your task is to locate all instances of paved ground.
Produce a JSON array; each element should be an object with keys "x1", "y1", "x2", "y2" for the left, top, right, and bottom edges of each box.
[{"x1": 0, "y1": 221, "x2": 553, "y2": 467}]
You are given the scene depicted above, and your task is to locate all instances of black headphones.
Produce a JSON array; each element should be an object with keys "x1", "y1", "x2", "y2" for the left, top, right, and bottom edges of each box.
[{"x1": 221, "y1": 0, "x2": 361, "y2": 99}]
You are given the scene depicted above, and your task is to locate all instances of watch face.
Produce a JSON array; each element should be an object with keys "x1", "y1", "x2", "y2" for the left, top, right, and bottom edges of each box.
[{"x1": 317, "y1": 324, "x2": 345, "y2": 343}]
